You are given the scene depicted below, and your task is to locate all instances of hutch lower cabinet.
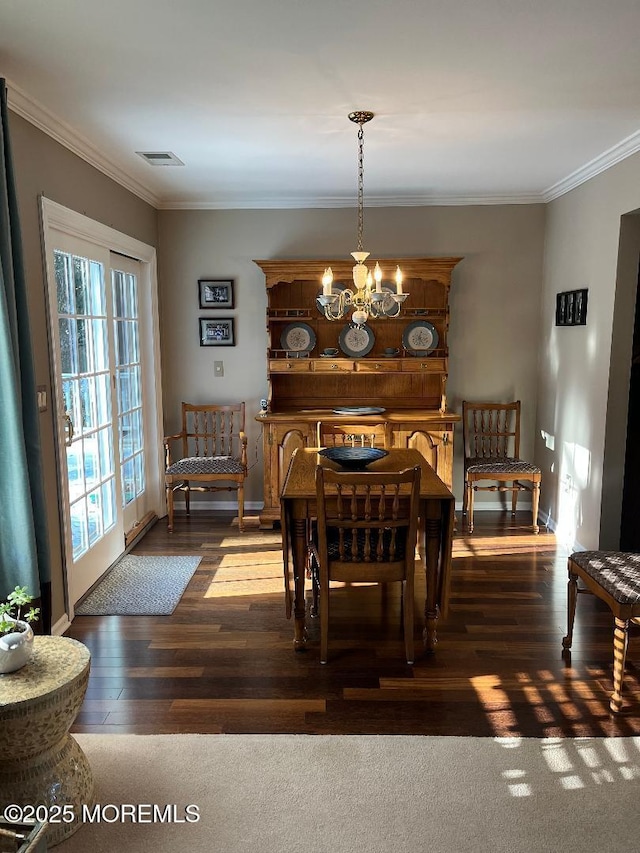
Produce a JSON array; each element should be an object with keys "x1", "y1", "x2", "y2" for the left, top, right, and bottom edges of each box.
[
  {"x1": 257, "y1": 410, "x2": 456, "y2": 528},
  {"x1": 254, "y1": 257, "x2": 462, "y2": 528}
]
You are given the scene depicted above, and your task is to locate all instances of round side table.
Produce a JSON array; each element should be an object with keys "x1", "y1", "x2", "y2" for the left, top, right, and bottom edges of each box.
[{"x1": 0, "y1": 635, "x2": 94, "y2": 847}]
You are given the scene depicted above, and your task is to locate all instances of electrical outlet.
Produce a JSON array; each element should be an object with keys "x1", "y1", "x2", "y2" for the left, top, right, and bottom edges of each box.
[{"x1": 214, "y1": 361, "x2": 224, "y2": 377}]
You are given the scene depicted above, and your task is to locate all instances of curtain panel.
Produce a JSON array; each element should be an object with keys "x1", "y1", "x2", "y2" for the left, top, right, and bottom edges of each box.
[{"x1": 0, "y1": 78, "x2": 51, "y2": 629}]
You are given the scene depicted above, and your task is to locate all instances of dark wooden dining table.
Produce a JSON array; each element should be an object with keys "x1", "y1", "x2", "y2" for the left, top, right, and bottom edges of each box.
[{"x1": 280, "y1": 447, "x2": 455, "y2": 654}]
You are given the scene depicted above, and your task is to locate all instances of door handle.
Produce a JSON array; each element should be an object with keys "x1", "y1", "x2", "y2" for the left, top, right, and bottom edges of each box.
[{"x1": 64, "y1": 411, "x2": 75, "y2": 447}]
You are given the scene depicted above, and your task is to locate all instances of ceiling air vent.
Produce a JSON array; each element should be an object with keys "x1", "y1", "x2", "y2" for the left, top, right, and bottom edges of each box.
[{"x1": 136, "y1": 151, "x2": 184, "y2": 166}]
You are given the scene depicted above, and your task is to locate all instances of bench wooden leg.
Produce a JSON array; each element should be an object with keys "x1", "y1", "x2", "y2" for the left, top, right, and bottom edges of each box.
[
  {"x1": 611, "y1": 616, "x2": 629, "y2": 713},
  {"x1": 562, "y1": 566, "x2": 578, "y2": 650}
]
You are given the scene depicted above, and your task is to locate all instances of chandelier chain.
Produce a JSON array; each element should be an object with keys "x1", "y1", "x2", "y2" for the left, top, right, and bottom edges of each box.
[
  {"x1": 318, "y1": 111, "x2": 407, "y2": 326},
  {"x1": 357, "y1": 123, "x2": 364, "y2": 253}
]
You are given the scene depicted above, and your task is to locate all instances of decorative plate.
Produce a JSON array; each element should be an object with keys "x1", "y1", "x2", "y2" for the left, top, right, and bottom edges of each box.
[
  {"x1": 402, "y1": 320, "x2": 439, "y2": 355},
  {"x1": 316, "y1": 283, "x2": 346, "y2": 315},
  {"x1": 338, "y1": 324, "x2": 375, "y2": 358},
  {"x1": 280, "y1": 322, "x2": 316, "y2": 355},
  {"x1": 332, "y1": 406, "x2": 386, "y2": 416},
  {"x1": 319, "y1": 446, "x2": 389, "y2": 471}
]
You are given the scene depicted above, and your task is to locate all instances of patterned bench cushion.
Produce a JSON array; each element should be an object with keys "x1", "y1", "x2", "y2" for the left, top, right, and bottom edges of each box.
[
  {"x1": 570, "y1": 551, "x2": 640, "y2": 604},
  {"x1": 166, "y1": 456, "x2": 244, "y2": 475},
  {"x1": 466, "y1": 456, "x2": 541, "y2": 475}
]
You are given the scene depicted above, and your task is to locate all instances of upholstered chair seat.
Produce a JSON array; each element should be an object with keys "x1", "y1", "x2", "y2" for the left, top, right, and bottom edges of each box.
[
  {"x1": 166, "y1": 456, "x2": 245, "y2": 476},
  {"x1": 465, "y1": 457, "x2": 541, "y2": 476}
]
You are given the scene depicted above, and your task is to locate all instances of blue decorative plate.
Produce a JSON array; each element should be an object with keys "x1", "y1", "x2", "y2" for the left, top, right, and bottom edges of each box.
[
  {"x1": 338, "y1": 324, "x2": 375, "y2": 358},
  {"x1": 402, "y1": 320, "x2": 439, "y2": 356},
  {"x1": 280, "y1": 322, "x2": 316, "y2": 355},
  {"x1": 318, "y1": 446, "x2": 389, "y2": 470}
]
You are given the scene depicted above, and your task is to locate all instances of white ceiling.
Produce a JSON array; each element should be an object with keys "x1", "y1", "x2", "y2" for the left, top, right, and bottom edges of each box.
[{"x1": 3, "y1": 0, "x2": 640, "y2": 209}]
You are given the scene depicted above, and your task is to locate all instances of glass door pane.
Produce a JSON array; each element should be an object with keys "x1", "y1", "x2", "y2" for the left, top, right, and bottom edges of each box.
[
  {"x1": 56, "y1": 250, "x2": 118, "y2": 561},
  {"x1": 112, "y1": 263, "x2": 148, "y2": 532},
  {"x1": 51, "y1": 240, "x2": 125, "y2": 605}
]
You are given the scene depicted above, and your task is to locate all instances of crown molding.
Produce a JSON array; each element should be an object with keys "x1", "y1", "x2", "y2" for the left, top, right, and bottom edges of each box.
[
  {"x1": 8, "y1": 77, "x2": 640, "y2": 210},
  {"x1": 543, "y1": 128, "x2": 640, "y2": 202},
  {"x1": 158, "y1": 192, "x2": 544, "y2": 210},
  {"x1": 6, "y1": 79, "x2": 160, "y2": 208}
]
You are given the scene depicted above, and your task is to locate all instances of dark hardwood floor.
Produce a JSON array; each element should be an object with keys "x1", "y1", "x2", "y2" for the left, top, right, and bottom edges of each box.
[{"x1": 65, "y1": 510, "x2": 640, "y2": 737}]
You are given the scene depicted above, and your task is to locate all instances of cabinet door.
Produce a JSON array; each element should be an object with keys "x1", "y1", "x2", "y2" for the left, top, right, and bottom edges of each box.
[
  {"x1": 391, "y1": 426, "x2": 454, "y2": 491},
  {"x1": 260, "y1": 422, "x2": 313, "y2": 527}
]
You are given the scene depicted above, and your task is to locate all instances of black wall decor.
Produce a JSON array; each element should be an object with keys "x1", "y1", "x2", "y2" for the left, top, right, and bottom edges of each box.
[{"x1": 556, "y1": 289, "x2": 588, "y2": 326}]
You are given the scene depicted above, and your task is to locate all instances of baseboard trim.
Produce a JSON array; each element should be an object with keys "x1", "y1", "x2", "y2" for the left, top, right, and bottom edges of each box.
[
  {"x1": 51, "y1": 613, "x2": 72, "y2": 636},
  {"x1": 540, "y1": 511, "x2": 586, "y2": 553}
]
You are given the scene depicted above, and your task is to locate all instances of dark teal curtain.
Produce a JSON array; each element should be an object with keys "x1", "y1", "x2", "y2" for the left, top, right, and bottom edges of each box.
[{"x1": 0, "y1": 79, "x2": 51, "y2": 629}]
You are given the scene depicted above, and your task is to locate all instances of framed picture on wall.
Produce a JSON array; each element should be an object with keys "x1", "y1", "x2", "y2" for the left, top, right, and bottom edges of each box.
[
  {"x1": 199, "y1": 317, "x2": 235, "y2": 347},
  {"x1": 198, "y1": 279, "x2": 235, "y2": 309},
  {"x1": 556, "y1": 288, "x2": 588, "y2": 326}
]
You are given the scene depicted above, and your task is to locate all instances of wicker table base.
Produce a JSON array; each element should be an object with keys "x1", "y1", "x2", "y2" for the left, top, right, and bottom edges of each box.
[{"x1": 0, "y1": 636, "x2": 94, "y2": 847}]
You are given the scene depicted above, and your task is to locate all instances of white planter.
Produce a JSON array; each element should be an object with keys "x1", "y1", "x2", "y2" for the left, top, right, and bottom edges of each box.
[{"x1": 0, "y1": 620, "x2": 35, "y2": 674}]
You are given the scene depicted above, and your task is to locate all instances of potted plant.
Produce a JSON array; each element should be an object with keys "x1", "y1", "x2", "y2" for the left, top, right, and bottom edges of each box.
[{"x1": 0, "y1": 586, "x2": 40, "y2": 674}]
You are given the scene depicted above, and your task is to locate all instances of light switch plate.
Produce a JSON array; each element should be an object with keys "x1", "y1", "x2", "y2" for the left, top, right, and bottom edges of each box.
[
  {"x1": 214, "y1": 361, "x2": 224, "y2": 377},
  {"x1": 36, "y1": 385, "x2": 47, "y2": 412}
]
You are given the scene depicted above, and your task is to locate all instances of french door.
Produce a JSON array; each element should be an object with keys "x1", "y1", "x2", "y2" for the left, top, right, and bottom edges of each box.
[{"x1": 42, "y1": 201, "x2": 164, "y2": 609}]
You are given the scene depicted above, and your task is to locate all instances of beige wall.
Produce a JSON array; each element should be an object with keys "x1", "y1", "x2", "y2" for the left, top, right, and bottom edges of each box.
[
  {"x1": 537, "y1": 151, "x2": 640, "y2": 550},
  {"x1": 10, "y1": 111, "x2": 158, "y2": 625},
  {"x1": 158, "y1": 204, "x2": 546, "y2": 506}
]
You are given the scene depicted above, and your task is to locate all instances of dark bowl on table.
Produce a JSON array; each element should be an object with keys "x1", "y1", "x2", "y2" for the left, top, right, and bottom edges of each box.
[{"x1": 318, "y1": 446, "x2": 389, "y2": 471}]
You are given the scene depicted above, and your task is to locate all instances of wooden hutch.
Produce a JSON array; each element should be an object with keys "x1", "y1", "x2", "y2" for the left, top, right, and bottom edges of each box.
[{"x1": 254, "y1": 257, "x2": 462, "y2": 528}]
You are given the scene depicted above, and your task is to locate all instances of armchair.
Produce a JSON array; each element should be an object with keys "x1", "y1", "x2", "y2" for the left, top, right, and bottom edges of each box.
[{"x1": 164, "y1": 402, "x2": 248, "y2": 532}]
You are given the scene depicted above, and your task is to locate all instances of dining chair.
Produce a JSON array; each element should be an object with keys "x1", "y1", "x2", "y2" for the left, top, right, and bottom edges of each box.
[
  {"x1": 462, "y1": 400, "x2": 541, "y2": 533},
  {"x1": 563, "y1": 550, "x2": 640, "y2": 712},
  {"x1": 316, "y1": 421, "x2": 390, "y2": 449},
  {"x1": 164, "y1": 402, "x2": 248, "y2": 532},
  {"x1": 308, "y1": 465, "x2": 421, "y2": 664}
]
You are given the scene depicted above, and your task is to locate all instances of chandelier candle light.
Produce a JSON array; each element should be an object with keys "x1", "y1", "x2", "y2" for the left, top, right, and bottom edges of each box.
[{"x1": 319, "y1": 111, "x2": 407, "y2": 327}]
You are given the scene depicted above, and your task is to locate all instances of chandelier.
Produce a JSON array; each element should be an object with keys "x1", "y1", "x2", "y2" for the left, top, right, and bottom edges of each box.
[{"x1": 318, "y1": 110, "x2": 407, "y2": 327}]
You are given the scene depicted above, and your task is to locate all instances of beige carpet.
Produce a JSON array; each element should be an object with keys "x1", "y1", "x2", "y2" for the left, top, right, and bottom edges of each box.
[{"x1": 56, "y1": 734, "x2": 640, "y2": 852}]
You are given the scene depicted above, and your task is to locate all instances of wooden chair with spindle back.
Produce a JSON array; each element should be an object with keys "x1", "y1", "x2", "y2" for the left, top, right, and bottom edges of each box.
[
  {"x1": 164, "y1": 402, "x2": 248, "y2": 532},
  {"x1": 462, "y1": 400, "x2": 541, "y2": 534},
  {"x1": 315, "y1": 421, "x2": 390, "y2": 449},
  {"x1": 308, "y1": 465, "x2": 421, "y2": 664}
]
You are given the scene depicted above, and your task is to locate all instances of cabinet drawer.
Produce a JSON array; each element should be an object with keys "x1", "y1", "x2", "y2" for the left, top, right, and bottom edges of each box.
[
  {"x1": 355, "y1": 359, "x2": 401, "y2": 373},
  {"x1": 401, "y1": 357, "x2": 447, "y2": 372},
  {"x1": 312, "y1": 359, "x2": 354, "y2": 373},
  {"x1": 269, "y1": 359, "x2": 312, "y2": 373}
]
